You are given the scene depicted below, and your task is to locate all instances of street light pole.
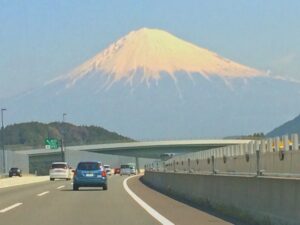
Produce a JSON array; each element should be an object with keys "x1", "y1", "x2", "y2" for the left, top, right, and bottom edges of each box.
[
  {"x1": 61, "y1": 113, "x2": 67, "y2": 162},
  {"x1": 63, "y1": 113, "x2": 67, "y2": 124},
  {"x1": 1, "y1": 108, "x2": 7, "y2": 174}
]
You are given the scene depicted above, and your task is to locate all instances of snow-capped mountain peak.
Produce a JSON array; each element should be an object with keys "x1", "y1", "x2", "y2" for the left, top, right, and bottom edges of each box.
[{"x1": 52, "y1": 27, "x2": 265, "y2": 88}]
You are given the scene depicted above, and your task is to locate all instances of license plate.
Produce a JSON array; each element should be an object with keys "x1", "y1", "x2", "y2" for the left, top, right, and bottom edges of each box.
[{"x1": 85, "y1": 173, "x2": 93, "y2": 177}]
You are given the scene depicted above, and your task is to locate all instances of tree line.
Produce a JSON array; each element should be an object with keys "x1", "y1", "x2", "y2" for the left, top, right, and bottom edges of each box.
[{"x1": 0, "y1": 122, "x2": 133, "y2": 148}]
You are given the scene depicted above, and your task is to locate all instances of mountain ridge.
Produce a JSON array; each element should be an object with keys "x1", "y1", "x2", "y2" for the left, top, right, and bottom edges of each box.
[
  {"x1": 267, "y1": 114, "x2": 300, "y2": 137},
  {"x1": 2, "y1": 28, "x2": 300, "y2": 139},
  {"x1": 50, "y1": 27, "x2": 265, "y2": 90},
  {"x1": 1, "y1": 122, "x2": 133, "y2": 148}
]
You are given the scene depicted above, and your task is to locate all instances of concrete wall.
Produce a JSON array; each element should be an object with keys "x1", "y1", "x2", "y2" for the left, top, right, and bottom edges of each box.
[
  {"x1": 144, "y1": 171, "x2": 300, "y2": 225},
  {"x1": 29, "y1": 153, "x2": 62, "y2": 175},
  {"x1": 6, "y1": 151, "x2": 29, "y2": 174},
  {"x1": 161, "y1": 150, "x2": 300, "y2": 176}
]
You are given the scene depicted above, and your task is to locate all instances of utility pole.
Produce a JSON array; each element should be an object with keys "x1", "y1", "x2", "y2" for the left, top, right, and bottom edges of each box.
[{"x1": 1, "y1": 108, "x2": 7, "y2": 174}]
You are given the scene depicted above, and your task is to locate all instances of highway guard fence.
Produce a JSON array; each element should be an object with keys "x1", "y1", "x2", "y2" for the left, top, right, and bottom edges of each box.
[{"x1": 145, "y1": 133, "x2": 300, "y2": 177}]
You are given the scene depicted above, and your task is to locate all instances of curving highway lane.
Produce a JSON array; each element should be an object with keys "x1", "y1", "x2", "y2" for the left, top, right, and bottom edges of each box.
[{"x1": 0, "y1": 175, "x2": 234, "y2": 225}]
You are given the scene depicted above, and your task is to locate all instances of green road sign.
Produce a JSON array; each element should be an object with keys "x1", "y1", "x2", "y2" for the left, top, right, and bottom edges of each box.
[{"x1": 45, "y1": 138, "x2": 59, "y2": 149}]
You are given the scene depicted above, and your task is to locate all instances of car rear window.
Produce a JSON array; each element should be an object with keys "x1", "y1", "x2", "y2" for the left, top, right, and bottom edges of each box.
[
  {"x1": 52, "y1": 164, "x2": 67, "y2": 169},
  {"x1": 121, "y1": 165, "x2": 130, "y2": 169},
  {"x1": 77, "y1": 162, "x2": 100, "y2": 171}
]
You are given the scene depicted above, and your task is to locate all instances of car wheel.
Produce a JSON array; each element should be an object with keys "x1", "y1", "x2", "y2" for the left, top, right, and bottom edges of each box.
[
  {"x1": 73, "y1": 185, "x2": 79, "y2": 191},
  {"x1": 103, "y1": 185, "x2": 108, "y2": 191}
]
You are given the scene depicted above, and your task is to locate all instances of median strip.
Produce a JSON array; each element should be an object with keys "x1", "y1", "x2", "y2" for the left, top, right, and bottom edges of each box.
[
  {"x1": 37, "y1": 191, "x2": 49, "y2": 197},
  {"x1": 123, "y1": 176, "x2": 174, "y2": 225},
  {"x1": 0, "y1": 203, "x2": 23, "y2": 213}
]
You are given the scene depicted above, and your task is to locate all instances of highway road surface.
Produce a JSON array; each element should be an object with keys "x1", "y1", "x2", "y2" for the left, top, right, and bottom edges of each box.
[{"x1": 0, "y1": 175, "x2": 236, "y2": 225}]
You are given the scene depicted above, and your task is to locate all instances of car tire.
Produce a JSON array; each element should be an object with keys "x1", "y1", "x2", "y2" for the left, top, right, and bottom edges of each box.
[
  {"x1": 103, "y1": 185, "x2": 108, "y2": 191},
  {"x1": 73, "y1": 185, "x2": 79, "y2": 191}
]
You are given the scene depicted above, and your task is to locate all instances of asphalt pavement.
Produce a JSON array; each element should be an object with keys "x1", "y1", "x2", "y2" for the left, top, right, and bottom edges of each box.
[{"x1": 0, "y1": 175, "x2": 235, "y2": 225}]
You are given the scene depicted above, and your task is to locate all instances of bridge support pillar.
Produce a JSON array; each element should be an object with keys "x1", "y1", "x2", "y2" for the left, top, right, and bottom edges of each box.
[
  {"x1": 292, "y1": 134, "x2": 299, "y2": 150},
  {"x1": 135, "y1": 156, "x2": 140, "y2": 174}
]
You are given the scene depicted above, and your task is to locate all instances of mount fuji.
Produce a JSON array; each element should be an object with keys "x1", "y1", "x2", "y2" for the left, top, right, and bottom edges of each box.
[{"x1": 3, "y1": 28, "x2": 300, "y2": 139}]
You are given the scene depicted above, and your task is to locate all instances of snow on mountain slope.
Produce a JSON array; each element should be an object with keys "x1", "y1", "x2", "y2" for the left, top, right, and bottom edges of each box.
[
  {"x1": 4, "y1": 28, "x2": 300, "y2": 139},
  {"x1": 50, "y1": 28, "x2": 265, "y2": 88}
]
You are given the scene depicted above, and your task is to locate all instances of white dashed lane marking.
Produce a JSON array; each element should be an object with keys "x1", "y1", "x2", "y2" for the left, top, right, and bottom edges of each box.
[
  {"x1": 56, "y1": 185, "x2": 65, "y2": 190},
  {"x1": 37, "y1": 191, "x2": 50, "y2": 197},
  {"x1": 0, "y1": 203, "x2": 23, "y2": 213}
]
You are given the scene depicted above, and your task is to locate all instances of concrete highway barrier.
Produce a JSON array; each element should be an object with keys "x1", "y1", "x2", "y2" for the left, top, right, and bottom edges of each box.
[
  {"x1": 0, "y1": 176, "x2": 49, "y2": 189},
  {"x1": 143, "y1": 171, "x2": 300, "y2": 225}
]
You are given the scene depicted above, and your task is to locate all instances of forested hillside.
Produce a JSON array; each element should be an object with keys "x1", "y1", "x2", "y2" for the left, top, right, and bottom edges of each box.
[{"x1": 1, "y1": 122, "x2": 133, "y2": 148}]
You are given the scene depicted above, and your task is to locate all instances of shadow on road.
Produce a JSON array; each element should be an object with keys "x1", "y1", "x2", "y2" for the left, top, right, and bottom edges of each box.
[{"x1": 60, "y1": 188, "x2": 106, "y2": 192}]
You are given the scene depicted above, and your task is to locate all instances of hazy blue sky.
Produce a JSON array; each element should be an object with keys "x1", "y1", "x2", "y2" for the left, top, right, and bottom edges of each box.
[{"x1": 1, "y1": 0, "x2": 299, "y2": 98}]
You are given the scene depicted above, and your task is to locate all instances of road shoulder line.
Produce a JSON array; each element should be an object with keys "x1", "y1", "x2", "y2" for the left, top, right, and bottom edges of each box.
[{"x1": 123, "y1": 176, "x2": 174, "y2": 225}]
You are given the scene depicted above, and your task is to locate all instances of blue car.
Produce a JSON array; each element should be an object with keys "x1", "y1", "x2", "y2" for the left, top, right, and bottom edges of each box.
[{"x1": 73, "y1": 161, "x2": 108, "y2": 191}]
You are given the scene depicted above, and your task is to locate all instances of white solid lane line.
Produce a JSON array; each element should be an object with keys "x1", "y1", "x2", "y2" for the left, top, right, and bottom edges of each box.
[
  {"x1": 56, "y1": 185, "x2": 65, "y2": 189},
  {"x1": 37, "y1": 191, "x2": 50, "y2": 197},
  {"x1": 123, "y1": 176, "x2": 174, "y2": 225},
  {"x1": 0, "y1": 203, "x2": 23, "y2": 213}
]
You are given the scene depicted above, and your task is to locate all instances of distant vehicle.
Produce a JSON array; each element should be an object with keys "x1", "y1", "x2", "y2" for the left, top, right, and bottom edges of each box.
[
  {"x1": 160, "y1": 153, "x2": 177, "y2": 161},
  {"x1": 103, "y1": 165, "x2": 111, "y2": 176},
  {"x1": 130, "y1": 166, "x2": 137, "y2": 175},
  {"x1": 114, "y1": 167, "x2": 120, "y2": 174},
  {"x1": 9, "y1": 167, "x2": 22, "y2": 177},
  {"x1": 120, "y1": 164, "x2": 131, "y2": 176},
  {"x1": 73, "y1": 161, "x2": 107, "y2": 191},
  {"x1": 128, "y1": 163, "x2": 137, "y2": 175},
  {"x1": 120, "y1": 163, "x2": 137, "y2": 175},
  {"x1": 49, "y1": 162, "x2": 72, "y2": 181}
]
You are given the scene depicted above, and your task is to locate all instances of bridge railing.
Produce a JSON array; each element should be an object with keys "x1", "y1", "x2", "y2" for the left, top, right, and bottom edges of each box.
[{"x1": 145, "y1": 133, "x2": 300, "y2": 177}]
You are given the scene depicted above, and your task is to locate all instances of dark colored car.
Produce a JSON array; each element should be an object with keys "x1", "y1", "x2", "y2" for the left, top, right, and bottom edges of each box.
[
  {"x1": 73, "y1": 161, "x2": 107, "y2": 191},
  {"x1": 9, "y1": 168, "x2": 22, "y2": 177}
]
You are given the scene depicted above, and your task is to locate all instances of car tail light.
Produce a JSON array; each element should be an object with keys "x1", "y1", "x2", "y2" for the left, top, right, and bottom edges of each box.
[
  {"x1": 73, "y1": 170, "x2": 77, "y2": 176},
  {"x1": 101, "y1": 171, "x2": 106, "y2": 177}
]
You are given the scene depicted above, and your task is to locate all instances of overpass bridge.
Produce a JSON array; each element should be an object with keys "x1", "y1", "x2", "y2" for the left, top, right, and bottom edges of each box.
[
  {"x1": 8, "y1": 139, "x2": 250, "y2": 175},
  {"x1": 66, "y1": 139, "x2": 251, "y2": 158}
]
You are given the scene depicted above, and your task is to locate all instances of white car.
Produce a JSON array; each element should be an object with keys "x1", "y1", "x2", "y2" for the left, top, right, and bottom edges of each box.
[
  {"x1": 120, "y1": 164, "x2": 131, "y2": 176},
  {"x1": 103, "y1": 165, "x2": 112, "y2": 176},
  {"x1": 49, "y1": 162, "x2": 72, "y2": 181},
  {"x1": 130, "y1": 166, "x2": 137, "y2": 175}
]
